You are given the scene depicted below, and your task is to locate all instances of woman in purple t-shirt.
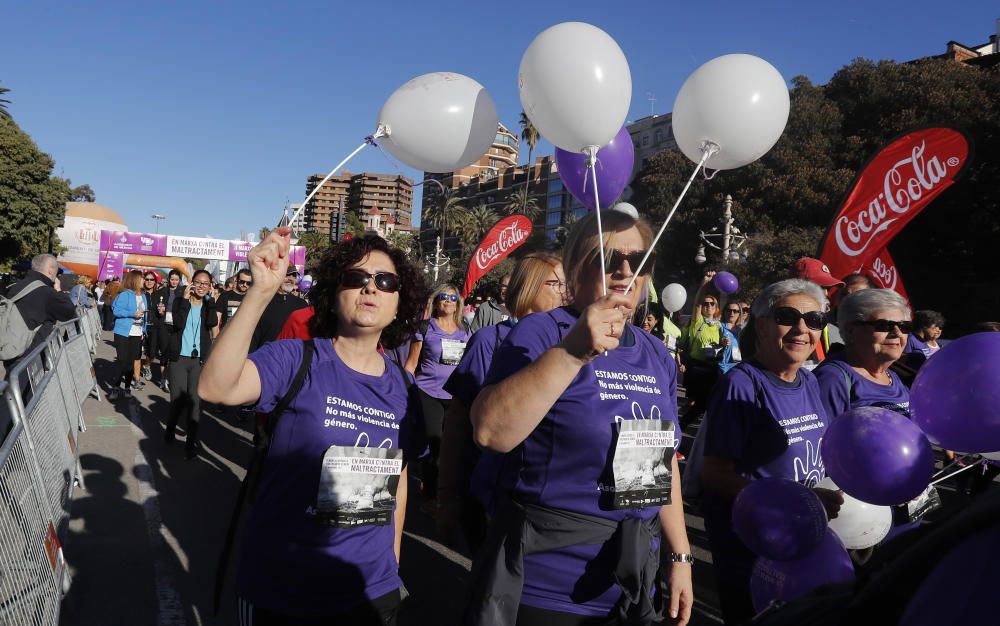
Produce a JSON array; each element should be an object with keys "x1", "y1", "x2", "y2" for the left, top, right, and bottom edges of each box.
[
  {"x1": 404, "y1": 283, "x2": 470, "y2": 503},
  {"x1": 199, "y1": 230, "x2": 427, "y2": 625},
  {"x1": 699, "y1": 279, "x2": 844, "y2": 625},
  {"x1": 469, "y1": 211, "x2": 694, "y2": 626}
]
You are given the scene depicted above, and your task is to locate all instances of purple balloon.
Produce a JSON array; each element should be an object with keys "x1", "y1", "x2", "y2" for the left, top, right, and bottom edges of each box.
[
  {"x1": 555, "y1": 126, "x2": 634, "y2": 210},
  {"x1": 911, "y1": 332, "x2": 1000, "y2": 453},
  {"x1": 714, "y1": 271, "x2": 739, "y2": 294},
  {"x1": 751, "y1": 529, "x2": 855, "y2": 613},
  {"x1": 732, "y1": 479, "x2": 828, "y2": 561},
  {"x1": 821, "y1": 407, "x2": 934, "y2": 506}
]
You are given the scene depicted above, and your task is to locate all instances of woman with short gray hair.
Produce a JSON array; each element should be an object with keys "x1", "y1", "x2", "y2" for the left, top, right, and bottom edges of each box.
[
  {"x1": 698, "y1": 278, "x2": 840, "y2": 625},
  {"x1": 815, "y1": 288, "x2": 912, "y2": 420}
]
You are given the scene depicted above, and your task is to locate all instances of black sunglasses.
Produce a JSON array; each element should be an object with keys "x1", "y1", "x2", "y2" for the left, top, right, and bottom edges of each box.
[
  {"x1": 438, "y1": 293, "x2": 459, "y2": 302},
  {"x1": 701, "y1": 301, "x2": 717, "y2": 307},
  {"x1": 237, "y1": 279, "x2": 252, "y2": 286},
  {"x1": 340, "y1": 270, "x2": 400, "y2": 293},
  {"x1": 769, "y1": 306, "x2": 827, "y2": 331},
  {"x1": 725, "y1": 308, "x2": 741, "y2": 315},
  {"x1": 597, "y1": 249, "x2": 653, "y2": 276},
  {"x1": 855, "y1": 319, "x2": 913, "y2": 334},
  {"x1": 741, "y1": 307, "x2": 751, "y2": 313}
]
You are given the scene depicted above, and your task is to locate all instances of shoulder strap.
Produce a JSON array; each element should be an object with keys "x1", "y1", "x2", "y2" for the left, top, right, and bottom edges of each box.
[
  {"x1": 7, "y1": 281, "x2": 45, "y2": 303},
  {"x1": 213, "y1": 338, "x2": 314, "y2": 615}
]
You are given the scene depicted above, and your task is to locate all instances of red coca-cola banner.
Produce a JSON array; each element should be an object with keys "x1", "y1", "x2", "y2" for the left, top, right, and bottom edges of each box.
[
  {"x1": 861, "y1": 247, "x2": 909, "y2": 300},
  {"x1": 819, "y1": 127, "x2": 972, "y2": 290},
  {"x1": 462, "y1": 215, "x2": 532, "y2": 298}
]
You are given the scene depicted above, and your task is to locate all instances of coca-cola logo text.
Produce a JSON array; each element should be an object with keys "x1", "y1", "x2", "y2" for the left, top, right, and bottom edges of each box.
[
  {"x1": 475, "y1": 223, "x2": 529, "y2": 271},
  {"x1": 868, "y1": 256, "x2": 897, "y2": 290},
  {"x1": 835, "y1": 141, "x2": 953, "y2": 257}
]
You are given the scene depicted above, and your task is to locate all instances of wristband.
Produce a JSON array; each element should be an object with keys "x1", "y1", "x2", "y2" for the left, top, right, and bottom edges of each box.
[{"x1": 669, "y1": 552, "x2": 694, "y2": 564}]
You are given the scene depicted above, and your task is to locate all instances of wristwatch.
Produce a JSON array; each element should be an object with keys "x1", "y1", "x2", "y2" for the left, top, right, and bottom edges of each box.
[{"x1": 669, "y1": 552, "x2": 695, "y2": 564}]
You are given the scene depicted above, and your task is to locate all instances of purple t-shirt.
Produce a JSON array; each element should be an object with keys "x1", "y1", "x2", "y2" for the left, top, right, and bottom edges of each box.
[
  {"x1": 414, "y1": 319, "x2": 471, "y2": 400},
  {"x1": 814, "y1": 356, "x2": 911, "y2": 419},
  {"x1": 484, "y1": 307, "x2": 679, "y2": 616},
  {"x1": 443, "y1": 320, "x2": 515, "y2": 511},
  {"x1": 240, "y1": 339, "x2": 421, "y2": 617}
]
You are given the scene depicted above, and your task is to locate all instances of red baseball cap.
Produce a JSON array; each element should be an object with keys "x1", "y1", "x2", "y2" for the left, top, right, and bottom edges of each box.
[{"x1": 790, "y1": 257, "x2": 845, "y2": 288}]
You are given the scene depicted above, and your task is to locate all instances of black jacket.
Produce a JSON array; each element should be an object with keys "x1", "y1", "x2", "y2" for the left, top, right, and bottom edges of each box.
[
  {"x1": 166, "y1": 295, "x2": 218, "y2": 362},
  {"x1": 149, "y1": 285, "x2": 182, "y2": 327},
  {"x1": 249, "y1": 293, "x2": 308, "y2": 352},
  {"x1": 5, "y1": 270, "x2": 77, "y2": 363}
]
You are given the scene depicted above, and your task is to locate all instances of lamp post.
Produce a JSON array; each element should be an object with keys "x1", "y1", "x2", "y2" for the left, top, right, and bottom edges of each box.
[
  {"x1": 424, "y1": 235, "x2": 450, "y2": 284},
  {"x1": 151, "y1": 213, "x2": 166, "y2": 234},
  {"x1": 695, "y1": 195, "x2": 750, "y2": 265}
]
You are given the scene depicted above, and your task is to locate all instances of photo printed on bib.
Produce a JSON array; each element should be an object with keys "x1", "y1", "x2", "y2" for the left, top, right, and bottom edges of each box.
[
  {"x1": 440, "y1": 338, "x2": 467, "y2": 366},
  {"x1": 315, "y1": 443, "x2": 402, "y2": 528},
  {"x1": 611, "y1": 415, "x2": 676, "y2": 509}
]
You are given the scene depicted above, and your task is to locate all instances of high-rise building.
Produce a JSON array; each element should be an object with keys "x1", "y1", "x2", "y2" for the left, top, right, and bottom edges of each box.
[{"x1": 302, "y1": 170, "x2": 414, "y2": 241}]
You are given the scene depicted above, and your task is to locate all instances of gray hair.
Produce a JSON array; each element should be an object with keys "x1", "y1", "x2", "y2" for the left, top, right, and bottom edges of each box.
[
  {"x1": 30, "y1": 254, "x2": 57, "y2": 273},
  {"x1": 837, "y1": 288, "x2": 911, "y2": 330},
  {"x1": 750, "y1": 279, "x2": 828, "y2": 318}
]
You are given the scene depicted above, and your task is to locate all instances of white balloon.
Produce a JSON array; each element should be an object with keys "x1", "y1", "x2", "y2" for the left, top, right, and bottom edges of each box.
[
  {"x1": 672, "y1": 54, "x2": 790, "y2": 170},
  {"x1": 661, "y1": 283, "x2": 687, "y2": 314},
  {"x1": 981, "y1": 451, "x2": 1000, "y2": 461},
  {"x1": 611, "y1": 202, "x2": 638, "y2": 220},
  {"x1": 817, "y1": 477, "x2": 893, "y2": 549},
  {"x1": 377, "y1": 72, "x2": 499, "y2": 173},
  {"x1": 519, "y1": 22, "x2": 632, "y2": 153}
]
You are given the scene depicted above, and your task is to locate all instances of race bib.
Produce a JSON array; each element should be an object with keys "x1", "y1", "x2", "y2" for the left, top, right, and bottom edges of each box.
[
  {"x1": 665, "y1": 335, "x2": 677, "y2": 351},
  {"x1": 314, "y1": 445, "x2": 402, "y2": 528},
  {"x1": 165, "y1": 312, "x2": 173, "y2": 325},
  {"x1": 610, "y1": 419, "x2": 676, "y2": 509},
  {"x1": 440, "y1": 338, "x2": 467, "y2": 366},
  {"x1": 226, "y1": 301, "x2": 240, "y2": 320}
]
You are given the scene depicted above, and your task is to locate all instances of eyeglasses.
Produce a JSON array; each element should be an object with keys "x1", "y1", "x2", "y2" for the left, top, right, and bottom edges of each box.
[
  {"x1": 725, "y1": 308, "x2": 741, "y2": 315},
  {"x1": 438, "y1": 293, "x2": 459, "y2": 302},
  {"x1": 596, "y1": 249, "x2": 653, "y2": 276},
  {"x1": 237, "y1": 279, "x2": 252, "y2": 286},
  {"x1": 854, "y1": 319, "x2": 914, "y2": 334},
  {"x1": 769, "y1": 306, "x2": 827, "y2": 331},
  {"x1": 741, "y1": 307, "x2": 751, "y2": 313},
  {"x1": 340, "y1": 270, "x2": 401, "y2": 293},
  {"x1": 144, "y1": 277, "x2": 156, "y2": 282},
  {"x1": 701, "y1": 301, "x2": 717, "y2": 308},
  {"x1": 544, "y1": 279, "x2": 566, "y2": 291},
  {"x1": 192, "y1": 281, "x2": 212, "y2": 287}
]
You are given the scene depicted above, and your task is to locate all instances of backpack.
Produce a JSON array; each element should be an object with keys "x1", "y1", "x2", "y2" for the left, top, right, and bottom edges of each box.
[{"x1": 0, "y1": 281, "x2": 46, "y2": 360}]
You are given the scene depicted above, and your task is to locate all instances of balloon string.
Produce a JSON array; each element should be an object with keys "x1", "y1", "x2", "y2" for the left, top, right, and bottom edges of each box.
[
  {"x1": 587, "y1": 146, "x2": 606, "y2": 296},
  {"x1": 931, "y1": 453, "x2": 977, "y2": 479},
  {"x1": 287, "y1": 128, "x2": 385, "y2": 233},
  {"x1": 928, "y1": 457, "x2": 986, "y2": 487},
  {"x1": 624, "y1": 144, "x2": 717, "y2": 296}
]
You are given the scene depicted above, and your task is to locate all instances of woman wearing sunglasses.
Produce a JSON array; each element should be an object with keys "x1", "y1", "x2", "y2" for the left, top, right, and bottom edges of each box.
[
  {"x1": 404, "y1": 284, "x2": 471, "y2": 504},
  {"x1": 697, "y1": 279, "x2": 843, "y2": 625},
  {"x1": 468, "y1": 211, "x2": 693, "y2": 626},
  {"x1": 680, "y1": 272, "x2": 723, "y2": 428},
  {"x1": 200, "y1": 229, "x2": 427, "y2": 625}
]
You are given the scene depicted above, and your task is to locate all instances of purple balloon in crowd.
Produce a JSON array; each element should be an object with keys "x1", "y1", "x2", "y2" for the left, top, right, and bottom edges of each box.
[
  {"x1": 555, "y1": 126, "x2": 634, "y2": 210},
  {"x1": 911, "y1": 332, "x2": 1000, "y2": 453},
  {"x1": 713, "y1": 271, "x2": 739, "y2": 294},
  {"x1": 731, "y1": 478, "x2": 828, "y2": 561},
  {"x1": 750, "y1": 529, "x2": 855, "y2": 613},
  {"x1": 821, "y1": 406, "x2": 934, "y2": 506}
]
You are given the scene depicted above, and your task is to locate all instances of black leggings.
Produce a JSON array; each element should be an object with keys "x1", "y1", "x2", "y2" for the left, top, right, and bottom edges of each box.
[
  {"x1": 166, "y1": 357, "x2": 202, "y2": 450},
  {"x1": 112, "y1": 334, "x2": 142, "y2": 388},
  {"x1": 237, "y1": 588, "x2": 401, "y2": 626},
  {"x1": 417, "y1": 389, "x2": 450, "y2": 500}
]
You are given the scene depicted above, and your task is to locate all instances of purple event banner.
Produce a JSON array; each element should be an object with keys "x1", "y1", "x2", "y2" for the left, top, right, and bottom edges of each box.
[{"x1": 99, "y1": 230, "x2": 168, "y2": 256}]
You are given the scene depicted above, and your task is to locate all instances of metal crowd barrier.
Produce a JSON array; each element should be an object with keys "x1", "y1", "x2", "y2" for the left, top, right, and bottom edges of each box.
[{"x1": 0, "y1": 311, "x2": 101, "y2": 625}]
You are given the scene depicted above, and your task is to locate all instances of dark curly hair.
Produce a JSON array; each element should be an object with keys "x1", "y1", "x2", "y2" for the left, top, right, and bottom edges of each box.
[{"x1": 308, "y1": 235, "x2": 427, "y2": 348}]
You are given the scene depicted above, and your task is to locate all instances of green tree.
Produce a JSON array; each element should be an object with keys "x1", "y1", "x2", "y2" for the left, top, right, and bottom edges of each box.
[
  {"x1": 457, "y1": 203, "x2": 499, "y2": 249},
  {"x1": 345, "y1": 211, "x2": 366, "y2": 238},
  {"x1": 296, "y1": 230, "x2": 330, "y2": 266},
  {"x1": 70, "y1": 183, "x2": 96, "y2": 202},
  {"x1": 386, "y1": 230, "x2": 421, "y2": 264},
  {"x1": 503, "y1": 193, "x2": 541, "y2": 220},
  {"x1": 259, "y1": 226, "x2": 271, "y2": 241},
  {"x1": 0, "y1": 85, "x2": 11, "y2": 120},
  {"x1": 422, "y1": 189, "x2": 465, "y2": 238},
  {"x1": 630, "y1": 57, "x2": 1000, "y2": 327},
  {"x1": 0, "y1": 116, "x2": 71, "y2": 269},
  {"x1": 517, "y1": 111, "x2": 541, "y2": 219}
]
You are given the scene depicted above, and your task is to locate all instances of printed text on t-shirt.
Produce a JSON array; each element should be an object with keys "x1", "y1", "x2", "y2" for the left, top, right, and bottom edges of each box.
[
  {"x1": 594, "y1": 369, "x2": 661, "y2": 400},
  {"x1": 324, "y1": 396, "x2": 399, "y2": 430}
]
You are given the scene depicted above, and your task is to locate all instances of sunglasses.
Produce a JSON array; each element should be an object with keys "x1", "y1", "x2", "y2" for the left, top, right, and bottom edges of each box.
[
  {"x1": 237, "y1": 279, "x2": 252, "y2": 286},
  {"x1": 741, "y1": 307, "x2": 751, "y2": 313},
  {"x1": 597, "y1": 249, "x2": 653, "y2": 276},
  {"x1": 769, "y1": 306, "x2": 827, "y2": 331},
  {"x1": 438, "y1": 293, "x2": 459, "y2": 302},
  {"x1": 340, "y1": 270, "x2": 400, "y2": 293},
  {"x1": 725, "y1": 308, "x2": 741, "y2": 315},
  {"x1": 144, "y1": 277, "x2": 156, "y2": 281},
  {"x1": 701, "y1": 301, "x2": 717, "y2": 308},
  {"x1": 854, "y1": 319, "x2": 914, "y2": 334}
]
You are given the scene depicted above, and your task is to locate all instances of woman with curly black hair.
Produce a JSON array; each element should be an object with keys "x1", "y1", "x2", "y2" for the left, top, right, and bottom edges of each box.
[{"x1": 200, "y1": 228, "x2": 427, "y2": 625}]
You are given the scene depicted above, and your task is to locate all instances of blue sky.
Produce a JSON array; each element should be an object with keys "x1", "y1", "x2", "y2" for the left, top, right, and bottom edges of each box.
[{"x1": 2, "y1": 1, "x2": 995, "y2": 239}]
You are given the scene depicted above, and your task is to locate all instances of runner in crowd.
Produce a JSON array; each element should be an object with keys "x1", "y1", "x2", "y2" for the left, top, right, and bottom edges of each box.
[
  {"x1": 217, "y1": 268, "x2": 252, "y2": 330},
  {"x1": 108, "y1": 270, "x2": 148, "y2": 400},
  {"x1": 469, "y1": 273, "x2": 511, "y2": 332},
  {"x1": 248, "y1": 266, "x2": 308, "y2": 352},
  {"x1": 680, "y1": 271, "x2": 723, "y2": 428},
  {"x1": 437, "y1": 251, "x2": 566, "y2": 552},
  {"x1": 404, "y1": 283, "x2": 470, "y2": 504},
  {"x1": 149, "y1": 270, "x2": 182, "y2": 391},
  {"x1": 468, "y1": 210, "x2": 693, "y2": 626},
  {"x1": 911, "y1": 310, "x2": 946, "y2": 357},
  {"x1": 199, "y1": 229, "x2": 426, "y2": 625},
  {"x1": 138, "y1": 271, "x2": 160, "y2": 385},
  {"x1": 163, "y1": 269, "x2": 217, "y2": 460},
  {"x1": 697, "y1": 278, "x2": 843, "y2": 625},
  {"x1": 70, "y1": 275, "x2": 95, "y2": 309},
  {"x1": 102, "y1": 276, "x2": 123, "y2": 330}
]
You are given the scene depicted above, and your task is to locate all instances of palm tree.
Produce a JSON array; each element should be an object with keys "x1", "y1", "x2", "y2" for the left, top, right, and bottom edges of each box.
[
  {"x1": 518, "y1": 111, "x2": 540, "y2": 218},
  {"x1": 0, "y1": 86, "x2": 11, "y2": 120},
  {"x1": 502, "y1": 194, "x2": 541, "y2": 221},
  {"x1": 457, "y1": 203, "x2": 499, "y2": 248},
  {"x1": 423, "y1": 189, "x2": 465, "y2": 239}
]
